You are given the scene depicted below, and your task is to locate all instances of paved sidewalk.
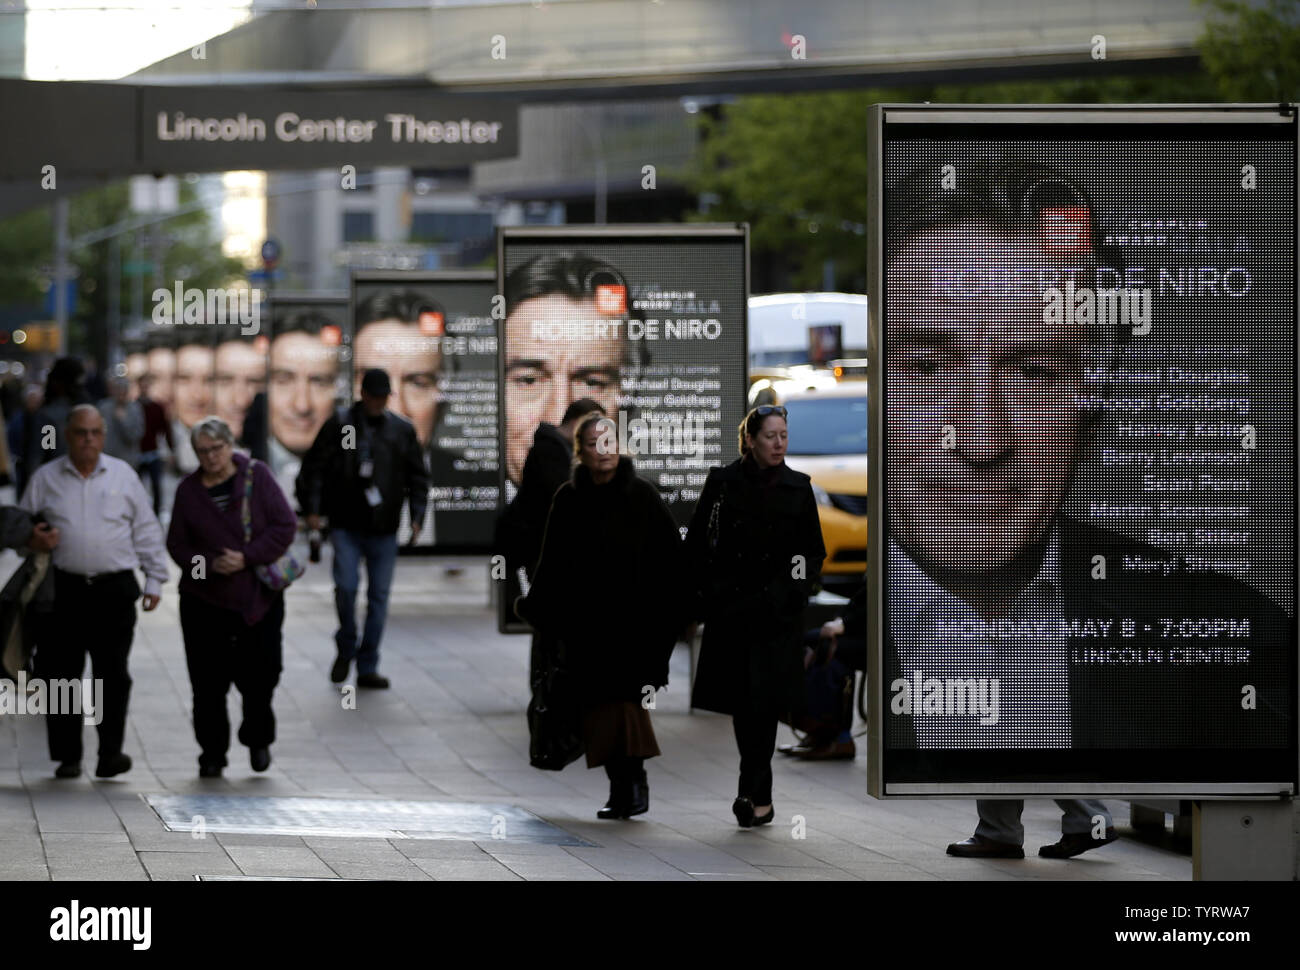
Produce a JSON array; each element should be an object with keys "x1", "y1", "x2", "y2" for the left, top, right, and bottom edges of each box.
[{"x1": 0, "y1": 546, "x2": 1194, "y2": 881}]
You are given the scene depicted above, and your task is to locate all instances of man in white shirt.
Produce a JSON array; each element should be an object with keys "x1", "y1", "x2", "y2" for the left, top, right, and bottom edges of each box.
[{"x1": 20, "y1": 404, "x2": 169, "y2": 780}]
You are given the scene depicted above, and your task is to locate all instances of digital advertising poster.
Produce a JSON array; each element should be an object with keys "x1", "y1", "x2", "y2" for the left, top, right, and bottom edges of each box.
[
  {"x1": 266, "y1": 293, "x2": 350, "y2": 504},
  {"x1": 132, "y1": 304, "x2": 269, "y2": 473},
  {"x1": 867, "y1": 106, "x2": 1298, "y2": 796},
  {"x1": 349, "y1": 271, "x2": 498, "y2": 551},
  {"x1": 496, "y1": 225, "x2": 750, "y2": 633}
]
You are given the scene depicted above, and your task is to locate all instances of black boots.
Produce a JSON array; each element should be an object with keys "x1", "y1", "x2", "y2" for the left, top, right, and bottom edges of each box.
[
  {"x1": 624, "y1": 776, "x2": 650, "y2": 817},
  {"x1": 598, "y1": 758, "x2": 649, "y2": 819}
]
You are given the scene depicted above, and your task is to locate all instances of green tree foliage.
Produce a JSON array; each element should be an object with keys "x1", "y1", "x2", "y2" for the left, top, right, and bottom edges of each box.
[
  {"x1": 0, "y1": 179, "x2": 246, "y2": 358},
  {"x1": 686, "y1": 90, "x2": 880, "y2": 292},
  {"x1": 1197, "y1": 0, "x2": 1300, "y2": 101},
  {"x1": 0, "y1": 206, "x2": 51, "y2": 307},
  {"x1": 685, "y1": 21, "x2": 1286, "y2": 291}
]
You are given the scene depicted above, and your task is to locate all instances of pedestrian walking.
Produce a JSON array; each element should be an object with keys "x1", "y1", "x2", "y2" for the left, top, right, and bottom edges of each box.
[
  {"x1": 98, "y1": 377, "x2": 145, "y2": 468},
  {"x1": 137, "y1": 375, "x2": 174, "y2": 516},
  {"x1": 25, "y1": 357, "x2": 91, "y2": 472},
  {"x1": 6, "y1": 385, "x2": 42, "y2": 496},
  {"x1": 296, "y1": 369, "x2": 428, "y2": 689},
  {"x1": 19, "y1": 404, "x2": 168, "y2": 779},
  {"x1": 516, "y1": 413, "x2": 684, "y2": 819},
  {"x1": 947, "y1": 800, "x2": 1117, "y2": 860},
  {"x1": 166, "y1": 417, "x2": 297, "y2": 778},
  {"x1": 686, "y1": 405, "x2": 826, "y2": 827},
  {"x1": 496, "y1": 396, "x2": 606, "y2": 682}
]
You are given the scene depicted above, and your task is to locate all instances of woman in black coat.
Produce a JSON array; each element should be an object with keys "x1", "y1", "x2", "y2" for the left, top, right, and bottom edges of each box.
[
  {"x1": 517, "y1": 413, "x2": 684, "y2": 820},
  {"x1": 686, "y1": 405, "x2": 826, "y2": 827}
]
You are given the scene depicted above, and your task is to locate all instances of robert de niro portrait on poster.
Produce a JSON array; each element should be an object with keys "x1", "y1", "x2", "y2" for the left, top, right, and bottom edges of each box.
[{"x1": 880, "y1": 156, "x2": 1292, "y2": 752}]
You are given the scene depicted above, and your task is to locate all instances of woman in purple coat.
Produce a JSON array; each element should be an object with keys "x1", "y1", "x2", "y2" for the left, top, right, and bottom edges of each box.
[{"x1": 167, "y1": 416, "x2": 297, "y2": 778}]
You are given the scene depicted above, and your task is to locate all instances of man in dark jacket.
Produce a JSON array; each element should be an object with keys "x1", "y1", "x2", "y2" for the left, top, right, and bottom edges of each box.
[
  {"x1": 137, "y1": 375, "x2": 173, "y2": 515},
  {"x1": 296, "y1": 369, "x2": 429, "y2": 689},
  {"x1": 25, "y1": 357, "x2": 91, "y2": 473}
]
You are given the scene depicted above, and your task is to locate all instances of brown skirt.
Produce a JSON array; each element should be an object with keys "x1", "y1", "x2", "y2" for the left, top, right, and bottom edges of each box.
[{"x1": 581, "y1": 701, "x2": 661, "y2": 768}]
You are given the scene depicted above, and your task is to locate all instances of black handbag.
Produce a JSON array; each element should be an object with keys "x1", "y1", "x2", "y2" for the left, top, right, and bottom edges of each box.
[
  {"x1": 784, "y1": 651, "x2": 855, "y2": 740},
  {"x1": 527, "y1": 638, "x2": 585, "y2": 771}
]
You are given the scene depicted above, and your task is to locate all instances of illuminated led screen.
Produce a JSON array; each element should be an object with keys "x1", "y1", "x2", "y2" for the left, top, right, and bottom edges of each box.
[
  {"x1": 871, "y1": 109, "x2": 1298, "y2": 795},
  {"x1": 497, "y1": 226, "x2": 749, "y2": 634},
  {"x1": 350, "y1": 272, "x2": 498, "y2": 551},
  {"x1": 266, "y1": 295, "x2": 349, "y2": 502},
  {"x1": 128, "y1": 326, "x2": 271, "y2": 478}
]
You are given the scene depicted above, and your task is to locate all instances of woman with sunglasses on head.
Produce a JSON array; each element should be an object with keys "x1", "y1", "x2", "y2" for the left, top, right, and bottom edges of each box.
[
  {"x1": 516, "y1": 413, "x2": 685, "y2": 820},
  {"x1": 686, "y1": 405, "x2": 826, "y2": 828}
]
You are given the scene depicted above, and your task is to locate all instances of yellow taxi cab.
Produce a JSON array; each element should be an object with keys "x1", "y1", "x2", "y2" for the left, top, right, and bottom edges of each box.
[{"x1": 777, "y1": 381, "x2": 868, "y2": 592}]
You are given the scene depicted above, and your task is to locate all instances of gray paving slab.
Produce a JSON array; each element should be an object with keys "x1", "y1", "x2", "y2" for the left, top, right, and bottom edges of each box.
[
  {"x1": 411, "y1": 857, "x2": 522, "y2": 880},
  {"x1": 323, "y1": 861, "x2": 432, "y2": 880},
  {"x1": 0, "y1": 864, "x2": 52, "y2": 879},
  {"x1": 48, "y1": 864, "x2": 149, "y2": 882},
  {"x1": 139, "y1": 850, "x2": 242, "y2": 881},
  {"x1": 223, "y1": 845, "x2": 338, "y2": 878},
  {"x1": 394, "y1": 840, "x2": 496, "y2": 861}
]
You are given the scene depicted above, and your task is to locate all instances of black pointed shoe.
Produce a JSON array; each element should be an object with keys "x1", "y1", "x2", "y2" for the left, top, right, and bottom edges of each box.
[
  {"x1": 330, "y1": 654, "x2": 350, "y2": 684},
  {"x1": 199, "y1": 761, "x2": 223, "y2": 779},
  {"x1": 55, "y1": 762, "x2": 81, "y2": 779},
  {"x1": 751, "y1": 804, "x2": 775, "y2": 827},
  {"x1": 946, "y1": 835, "x2": 1025, "y2": 859},
  {"x1": 94, "y1": 753, "x2": 132, "y2": 779},
  {"x1": 1039, "y1": 827, "x2": 1118, "y2": 859}
]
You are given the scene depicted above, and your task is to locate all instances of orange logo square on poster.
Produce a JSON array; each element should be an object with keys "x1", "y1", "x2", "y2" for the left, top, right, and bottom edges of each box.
[
  {"x1": 419, "y1": 311, "x2": 444, "y2": 336},
  {"x1": 595, "y1": 284, "x2": 627, "y2": 316},
  {"x1": 1039, "y1": 206, "x2": 1092, "y2": 254},
  {"x1": 252, "y1": 335, "x2": 270, "y2": 355},
  {"x1": 320, "y1": 325, "x2": 342, "y2": 346}
]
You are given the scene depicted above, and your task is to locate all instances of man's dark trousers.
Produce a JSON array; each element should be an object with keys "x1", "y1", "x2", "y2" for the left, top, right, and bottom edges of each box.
[
  {"x1": 36, "y1": 570, "x2": 139, "y2": 763},
  {"x1": 138, "y1": 458, "x2": 165, "y2": 515},
  {"x1": 331, "y1": 528, "x2": 399, "y2": 676}
]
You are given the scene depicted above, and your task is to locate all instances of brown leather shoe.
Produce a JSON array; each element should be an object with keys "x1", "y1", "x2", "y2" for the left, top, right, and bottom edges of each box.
[
  {"x1": 946, "y1": 835, "x2": 1025, "y2": 859},
  {"x1": 797, "y1": 739, "x2": 857, "y2": 761},
  {"x1": 1039, "y1": 827, "x2": 1118, "y2": 859}
]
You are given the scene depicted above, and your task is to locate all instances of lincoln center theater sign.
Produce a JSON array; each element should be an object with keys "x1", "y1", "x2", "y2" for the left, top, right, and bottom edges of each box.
[{"x1": 0, "y1": 80, "x2": 518, "y2": 179}]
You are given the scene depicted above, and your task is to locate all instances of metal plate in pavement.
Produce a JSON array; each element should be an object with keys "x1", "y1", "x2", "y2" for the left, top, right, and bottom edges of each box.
[{"x1": 146, "y1": 794, "x2": 594, "y2": 846}]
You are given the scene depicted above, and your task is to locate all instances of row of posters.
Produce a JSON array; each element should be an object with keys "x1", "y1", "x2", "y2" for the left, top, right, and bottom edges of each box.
[{"x1": 123, "y1": 227, "x2": 750, "y2": 567}]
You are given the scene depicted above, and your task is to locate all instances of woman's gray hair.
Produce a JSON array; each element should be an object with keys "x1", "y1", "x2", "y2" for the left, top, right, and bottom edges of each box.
[{"x1": 190, "y1": 415, "x2": 235, "y2": 449}]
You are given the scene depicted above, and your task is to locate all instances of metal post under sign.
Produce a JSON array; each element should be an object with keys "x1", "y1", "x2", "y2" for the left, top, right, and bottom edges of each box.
[{"x1": 1193, "y1": 799, "x2": 1295, "y2": 880}]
